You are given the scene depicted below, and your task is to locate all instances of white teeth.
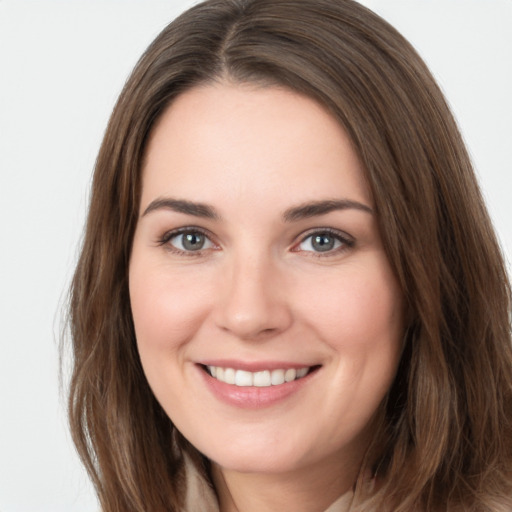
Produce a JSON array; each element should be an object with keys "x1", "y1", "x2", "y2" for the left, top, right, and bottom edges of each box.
[
  {"x1": 206, "y1": 365, "x2": 311, "y2": 387},
  {"x1": 235, "y1": 370, "x2": 253, "y2": 387},
  {"x1": 284, "y1": 368, "x2": 296, "y2": 382},
  {"x1": 253, "y1": 370, "x2": 271, "y2": 387},
  {"x1": 271, "y1": 369, "x2": 285, "y2": 385},
  {"x1": 296, "y1": 367, "x2": 308, "y2": 378},
  {"x1": 224, "y1": 368, "x2": 236, "y2": 384}
]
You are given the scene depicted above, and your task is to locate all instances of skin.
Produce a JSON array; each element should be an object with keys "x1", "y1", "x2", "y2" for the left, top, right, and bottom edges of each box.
[{"x1": 129, "y1": 83, "x2": 404, "y2": 512}]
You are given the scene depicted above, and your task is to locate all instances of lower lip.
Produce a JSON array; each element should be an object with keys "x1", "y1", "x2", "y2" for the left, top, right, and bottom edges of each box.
[{"x1": 198, "y1": 366, "x2": 317, "y2": 409}]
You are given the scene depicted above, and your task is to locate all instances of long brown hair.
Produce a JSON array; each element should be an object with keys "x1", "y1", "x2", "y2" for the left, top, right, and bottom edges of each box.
[{"x1": 67, "y1": 1, "x2": 512, "y2": 510}]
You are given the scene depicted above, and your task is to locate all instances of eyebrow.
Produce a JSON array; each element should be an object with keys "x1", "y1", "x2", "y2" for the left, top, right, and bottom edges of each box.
[
  {"x1": 142, "y1": 198, "x2": 220, "y2": 219},
  {"x1": 282, "y1": 199, "x2": 373, "y2": 221},
  {"x1": 141, "y1": 197, "x2": 373, "y2": 221}
]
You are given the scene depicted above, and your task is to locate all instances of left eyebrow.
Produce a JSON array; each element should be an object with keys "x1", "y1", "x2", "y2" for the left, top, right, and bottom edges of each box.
[
  {"x1": 141, "y1": 197, "x2": 221, "y2": 220},
  {"x1": 283, "y1": 199, "x2": 373, "y2": 222}
]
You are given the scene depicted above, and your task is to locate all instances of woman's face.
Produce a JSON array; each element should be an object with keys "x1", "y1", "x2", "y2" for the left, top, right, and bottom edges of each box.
[{"x1": 129, "y1": 83, "x2": 404, "y2": 476}]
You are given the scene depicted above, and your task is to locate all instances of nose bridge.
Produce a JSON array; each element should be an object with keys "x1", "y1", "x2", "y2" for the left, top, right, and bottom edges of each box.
[{"x1": 214, "y1": 247, "x2": 291, "y2": 339}]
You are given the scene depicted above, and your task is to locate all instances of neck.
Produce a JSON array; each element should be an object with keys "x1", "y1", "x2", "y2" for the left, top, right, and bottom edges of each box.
[{"x1": 211, "y1": 454, "x2": 359, "y2": 512}]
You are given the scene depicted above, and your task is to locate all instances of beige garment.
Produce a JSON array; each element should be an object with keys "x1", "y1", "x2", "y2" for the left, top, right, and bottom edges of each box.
[{"x1": 183, "y1": 457, "x2": 354, "y2": 512}]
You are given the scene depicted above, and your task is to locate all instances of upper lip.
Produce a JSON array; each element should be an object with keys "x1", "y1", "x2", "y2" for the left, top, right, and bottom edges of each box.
[{"x1": 197, "y1": 359, "x2": 319, "y2": 372}]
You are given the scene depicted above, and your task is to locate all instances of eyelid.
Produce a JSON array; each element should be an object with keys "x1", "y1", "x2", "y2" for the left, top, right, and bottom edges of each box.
[
  {"x1": 156, "y1": 226, "x2": 354, "y2": 256},
  {"x1": 157, "y1": 226, "x2": 219, "y2": 254},
  {"x1": 292, "y1": 227, "x2": 355, "y2": 255}
]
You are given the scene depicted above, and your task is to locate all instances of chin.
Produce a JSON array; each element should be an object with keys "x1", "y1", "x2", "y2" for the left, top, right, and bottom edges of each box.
[
  {"x1": 188, "y1": 429, "x2": 329, "y2": 475},
  {"x1": 211, "y1": 452, "x2": 306, "y2": 475}
]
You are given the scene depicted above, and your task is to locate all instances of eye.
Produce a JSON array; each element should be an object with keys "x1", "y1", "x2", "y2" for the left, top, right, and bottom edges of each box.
[
  {"x1": 161, "y1": 229, "x2": 216, "y2": 253},
  {"x1": 295, "y1": 230, "x2": 353, "y2": 254}
]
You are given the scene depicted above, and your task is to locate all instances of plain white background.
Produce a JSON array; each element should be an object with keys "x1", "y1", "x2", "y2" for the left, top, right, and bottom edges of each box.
[{"x1": 0, "y1": 1, "x2": 510, "y2": 511}]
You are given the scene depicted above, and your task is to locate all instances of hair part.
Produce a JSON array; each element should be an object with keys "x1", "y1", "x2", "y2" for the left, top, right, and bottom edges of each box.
[{"x1": 67, "y1": 1, "x2": 512, "y2": 510}]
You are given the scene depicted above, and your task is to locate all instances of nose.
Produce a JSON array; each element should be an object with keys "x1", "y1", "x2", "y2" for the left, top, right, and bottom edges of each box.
[{"x1": 213, "y1": 253, "x2": 293, "y2": 340}]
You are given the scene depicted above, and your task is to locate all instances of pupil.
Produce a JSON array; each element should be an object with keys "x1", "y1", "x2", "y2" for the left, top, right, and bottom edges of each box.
[
  {"x1": 312, "y1": 234, "x2": 334, "y2": 252},
  {"x1": 183, "y1": 233, "x2": 204, "y2": 251}
]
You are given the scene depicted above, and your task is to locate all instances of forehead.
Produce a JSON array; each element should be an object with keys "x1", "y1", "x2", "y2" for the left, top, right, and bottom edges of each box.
[{"x1": 141, "y1": 83, "x2": 371, "y2": 212}]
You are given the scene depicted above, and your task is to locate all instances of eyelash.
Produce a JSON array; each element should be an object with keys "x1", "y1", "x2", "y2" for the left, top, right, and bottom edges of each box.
[
  {"x1": 157, "y1": 227, "x2": 354, "y2": 257},
  {"x1": 157, "y1": 227, "x2": 217, "y2": 256},
  {"x1": 293, "y1": 228, "x2": 355, "y2": 257}
]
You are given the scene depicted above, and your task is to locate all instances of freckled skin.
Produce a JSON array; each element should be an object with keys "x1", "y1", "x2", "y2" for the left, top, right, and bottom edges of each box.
[{"x1": 129, "y1": 83, "x2": 404, "y2": 511}]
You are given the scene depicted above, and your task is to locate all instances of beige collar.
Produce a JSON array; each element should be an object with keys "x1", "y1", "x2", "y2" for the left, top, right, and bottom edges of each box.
[{"x1": 183, "y1": 456, "x2": 354, "y2": 512}]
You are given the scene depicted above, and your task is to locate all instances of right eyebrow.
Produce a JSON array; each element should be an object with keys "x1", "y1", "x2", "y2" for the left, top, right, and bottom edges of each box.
[
  {"x1": 282, "y1": 199, "x2": 373, "y2": 222},
  {"x1": 141, "y1": 197, "x2": 221, "y2": 220}
]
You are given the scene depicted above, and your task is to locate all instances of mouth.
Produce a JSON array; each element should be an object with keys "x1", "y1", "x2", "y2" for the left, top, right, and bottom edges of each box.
[
  {"x1": 197, "y1": 362, "x2": 321, "y2": 408},
  {"x1": 201, "y1": 364, "x2": 320, "y2": 387}
]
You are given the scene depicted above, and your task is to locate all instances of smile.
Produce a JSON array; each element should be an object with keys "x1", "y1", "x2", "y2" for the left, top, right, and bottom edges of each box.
[{"x1": 205, "y1": 366, "x2": 311, "y2": 387}]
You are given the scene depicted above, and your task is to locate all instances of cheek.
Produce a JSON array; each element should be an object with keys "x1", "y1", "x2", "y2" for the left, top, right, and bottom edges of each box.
[
  {"x1": 295, "y1": 257, "x2": 404, "y2": 416},
  {"x1": 300, "y1": 263, "x2": 403, "y2": 349},
  {"x1": 129, "y1": 259, "x2": 211, "y2": 356},
  {"x1": 299, "y1": 263, "x2": 403, "y2": 433}
]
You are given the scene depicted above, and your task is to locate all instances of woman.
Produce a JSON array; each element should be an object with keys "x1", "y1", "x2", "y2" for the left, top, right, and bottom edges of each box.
[{"x1": 67, "y1": 0, "x2": 512, "y2": 510}]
